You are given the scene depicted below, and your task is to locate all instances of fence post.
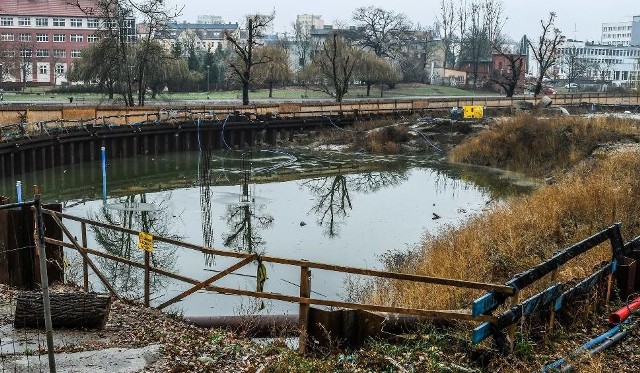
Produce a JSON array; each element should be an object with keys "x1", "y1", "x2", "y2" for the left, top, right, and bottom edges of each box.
[
  {"x1": 508, "y1": 293, "x2": 519, "y2": 352},
  {"x1": 299, "y1": 263, "x2": 311, "y2": 354},
  {"x1": 144, "y1": 250, "x2": 150, "y2": 307},
  {"x1": 547, "y1": 268, "x2": 559, "y2": 341},
  {"x1": 81, "y1": 222, "x2": 88, "y2": 292},
  {"x1": 34, "y1": 190, "x2": 57, "y2": 373}
]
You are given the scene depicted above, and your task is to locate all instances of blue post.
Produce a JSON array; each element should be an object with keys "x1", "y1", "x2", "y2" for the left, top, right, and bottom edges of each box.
[
  {"x1": 16, "y1": 181, "x2": 22, "y2": 203},
  {"x1": 101, "y1": 147, "x2": 107, "y2": 202}
]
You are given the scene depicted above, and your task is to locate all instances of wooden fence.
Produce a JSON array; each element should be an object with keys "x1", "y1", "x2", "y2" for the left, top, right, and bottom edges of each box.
[
  {"x1": 36, "y1": 207, "x2": 640, "y2": 353},
  {"x1": 472, "y1": 223, "x2": 640, "y2": 352},
  {"x1": 40, "y1": 208, "x2": 515, "y2": 353}
]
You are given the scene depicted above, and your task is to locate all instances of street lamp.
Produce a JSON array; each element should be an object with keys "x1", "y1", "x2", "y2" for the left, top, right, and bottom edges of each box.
[
  {"x1": 0, "y1": 63, "x2": 4, "y2": 101},
  {"x1": 206, "y1": 65, "x2": 210, "y2": 99}
]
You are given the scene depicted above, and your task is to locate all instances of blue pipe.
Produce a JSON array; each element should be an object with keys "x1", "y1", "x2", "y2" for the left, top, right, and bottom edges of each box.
[
  {"x1": 101, "y1": 146, "x2": 107, "y2": 203},
  {"x1": 16, "y1": 181, "x2": 22, "y2": 203},
  {"x1": 540, "y1": 318, "x2": 630, "y2": 372}
]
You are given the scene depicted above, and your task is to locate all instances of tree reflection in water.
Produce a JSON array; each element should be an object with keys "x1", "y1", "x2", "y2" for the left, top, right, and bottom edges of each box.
[
  {"x1": 301, "y1": 170, "x2": 408, "y2": 237},
  {"x1": 221, "y1": 195, "x2": 274, "y2": 255},
  {"x1": 90, "y1": 193, "x2": 179, "y2": 300},
  {"x1": 199, "y1": 148, "x2": 216, "y2": 266}
]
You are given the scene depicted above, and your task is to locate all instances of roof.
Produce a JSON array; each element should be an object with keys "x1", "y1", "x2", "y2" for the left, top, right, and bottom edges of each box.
[{"x1": 0, "y1": 0, "x2": 100, "y2": 18}]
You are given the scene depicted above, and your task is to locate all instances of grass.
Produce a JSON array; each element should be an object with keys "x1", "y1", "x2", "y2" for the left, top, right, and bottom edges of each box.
[{"x1": 0, "y1": 83, "x2": 491, "y2": 103}]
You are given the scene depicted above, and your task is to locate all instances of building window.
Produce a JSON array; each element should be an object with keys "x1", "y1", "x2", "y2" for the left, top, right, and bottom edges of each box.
[
  {"x1": 0, "y1": 33, "x2": 14, "y2": 41},
  {"x1": 53, "y1": 34, "x2": 65, "y2": 42},
  {"x1": 70, "y1": 34, "x2": 83, "y2": 42},
  {"x1": 36, "y1": 49, "x2": 50, "y2": 58},
  {"x1": 55, "y1": 64, "x2": 65, "y2": 75},
  {"x1": 2, "y1": 50, "x2": 16, "y2": 58},
  {"x1": 87, "y1": 19, "x2": 100, "y2": 28},
  {"x1": 19, "y1": 33, "x2": 32, "y2": 42},
  {"x1": 20, "y1": 49, "x2": 33, "y2": 58},
  {"x1": 70, "y1": 18, "x2": 83, "y2": 27},
  {"x1": 53, "y1": 18, "x2": 66, "y2": 27},
  {"x1": 87, "y1": 35, "x2": 99, "y2": 43},
  {"x1": 1, "y1": 17, "x2": 14, "y2": 26},
  {"x1": 39, "y1": 65, "x2": 49, "y2": 75},
  {"x1": 36, "y1": 18, "x2": 49, "y2": 27},
  {"x1": 36, "y1": 33, "x2": 49, "y2": 42},
  {"x1": 18, "y1": 17, "x2": 31, "y2": 26},
  {"x1": 71, "y1": 50, "x2": 82, "y2": 58},
  {"x1": 54, "y1": 49, "x2": 66, "y2": 58}
]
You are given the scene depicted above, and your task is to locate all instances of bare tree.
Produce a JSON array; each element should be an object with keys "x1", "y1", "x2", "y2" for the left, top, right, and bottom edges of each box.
[
  {"x1": 561, "y1": 46, "x2": 589, "y2": 91},
  {"x1": 225, "y1": 13, "x2": 275, "y2": 105},
  {"x1": 291, "y1": 20, "x2": 315, "y2": 69},
  {"x1": 300, "y1": 32, "x2": 359, "y2": 102},
  {"x1": 253, "y1": 44, "x2": 292, "y2": 98},
  {"x1": 354, "y1": 51, "x2": 401, "y2": 97},
  {"x1": 351, "y1": 6, "x2": 412, "y2": 60},
  {"x1": 437, "y1": 0, "x2": 458, "y2": 68},
  {"x1": 491, "y1": 40, "x2": 526, "y2": 97},
  {"x1": 528, "y1": 12, "x2": 565, "y2": 96}
]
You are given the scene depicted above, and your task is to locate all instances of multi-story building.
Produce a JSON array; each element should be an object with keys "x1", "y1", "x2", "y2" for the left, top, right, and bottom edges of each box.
[
  {"x1": 0, "y1": 0, "x2": 133, "y2": 87},
  {"x1": 155, "y1": 20, "x2": 239, "y2": 56},
  {"x1": 601, "y1": 16, "x2": 640, "y2": 46}
]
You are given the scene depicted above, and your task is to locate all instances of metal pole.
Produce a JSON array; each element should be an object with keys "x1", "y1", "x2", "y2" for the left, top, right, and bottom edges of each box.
[
  {"x1": 16, "y1": 181, "x2": 22, "y2": 203},
  {"x1": 101, "y1": 147, "x2": 106, "y2": 203},
  {"x1": 34, "y1": 188, "x2": 57, "y2": 372}
]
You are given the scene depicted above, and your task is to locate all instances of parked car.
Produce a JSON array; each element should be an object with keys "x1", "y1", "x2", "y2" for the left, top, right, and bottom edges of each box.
[
  {"x1": 564, "y1": 82, "x2": 579, "y2": 89},
  {"x1": 542, "y1": 87, "x2": 557, "y2": 95}
]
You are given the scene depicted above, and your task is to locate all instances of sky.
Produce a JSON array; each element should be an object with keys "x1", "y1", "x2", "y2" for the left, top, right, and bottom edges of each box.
[{"x1": 163, "y1": 0, "x2": 639, "y2": 43}]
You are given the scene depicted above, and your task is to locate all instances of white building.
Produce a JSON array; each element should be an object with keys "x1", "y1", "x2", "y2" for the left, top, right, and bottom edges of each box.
[
  {"x1": 296, "y1": 14, "x2": 324, "y2": 33},
  {"x1": 601, "y1": 16, "x2": 640, "y2": 46}
]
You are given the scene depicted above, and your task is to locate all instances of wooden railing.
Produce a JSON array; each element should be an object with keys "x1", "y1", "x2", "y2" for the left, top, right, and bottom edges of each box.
[{"x1": 41, "y1": 208, "x2": 514, "y2": 353}]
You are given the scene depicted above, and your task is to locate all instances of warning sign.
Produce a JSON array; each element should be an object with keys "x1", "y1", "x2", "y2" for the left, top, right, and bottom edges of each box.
[{"x1": 138, "y1": 232, "x2": 154, "y2": 253}]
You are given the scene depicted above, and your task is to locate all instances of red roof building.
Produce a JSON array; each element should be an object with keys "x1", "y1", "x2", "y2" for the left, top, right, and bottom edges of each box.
[{"x1": 0, "y1": 0, "x2": 131, "y2": 88}]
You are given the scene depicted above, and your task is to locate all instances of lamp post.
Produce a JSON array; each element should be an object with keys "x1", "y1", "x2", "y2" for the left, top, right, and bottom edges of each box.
[
  {"x1": 206, "y1": 65, "x2": 210, "y2": 99},
  {"x1": 0, "y1": 63, "x2": 4, "y2": 101}
]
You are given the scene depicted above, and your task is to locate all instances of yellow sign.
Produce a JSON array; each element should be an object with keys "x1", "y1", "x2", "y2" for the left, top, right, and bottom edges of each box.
[
  {"x1": 138, "y1": 232, "x2": 154, "y2": 253},
  {"x1": 463, "y1": 105, "x2": 484, "y2": 119}
]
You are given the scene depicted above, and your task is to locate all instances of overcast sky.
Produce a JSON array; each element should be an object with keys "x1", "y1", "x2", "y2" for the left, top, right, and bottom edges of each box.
[{"x1": 163, "y1": 0, "x2": 638, "y2": 43}]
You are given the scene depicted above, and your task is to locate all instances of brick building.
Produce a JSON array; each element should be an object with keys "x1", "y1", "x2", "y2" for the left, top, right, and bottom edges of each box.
[{"x1": 0, "y1": 0, "x2": 134, "y2": 88}]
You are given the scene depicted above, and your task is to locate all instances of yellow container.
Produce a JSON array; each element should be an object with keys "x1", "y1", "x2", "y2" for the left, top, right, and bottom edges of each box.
[{"x1": 463, "y1": 105, "x2": 484, "y2": 119}]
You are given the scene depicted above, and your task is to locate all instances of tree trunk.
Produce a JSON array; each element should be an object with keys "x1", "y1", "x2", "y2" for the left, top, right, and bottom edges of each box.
[
  {"x1": 14, "y1": 292, "x2": 111, "y2": 329},
  {"x1": 366, "y1": 83, "x2": 371, "y2": 97},
  {"x1": 242, "y1": 81, "x2": 250, "y2": 105},
  {"x1": 269, "y1": 82, "x2": 273, "y2": 98}
]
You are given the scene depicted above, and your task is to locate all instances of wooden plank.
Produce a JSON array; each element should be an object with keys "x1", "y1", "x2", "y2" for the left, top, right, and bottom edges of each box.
[
  {"x1": 472, "y1": 292, "x2": 499, "y2": 317},
  {"x1": 47, "y1": 210, "x2": 514, "y2": 294},
  {"x1": 299, "y1": 265, "x2": 311, "y2": 354},
  {"x1": 506, "y1": 227, "x2": 613, "y2": 291},
  {"x1": 157, "y1": 255, "x2": 256, "y2": 309}
]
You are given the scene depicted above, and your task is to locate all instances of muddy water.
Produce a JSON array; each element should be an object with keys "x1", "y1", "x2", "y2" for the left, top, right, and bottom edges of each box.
[{"x1": 1, "y1": 149, "x2": 533, "y2": 316}]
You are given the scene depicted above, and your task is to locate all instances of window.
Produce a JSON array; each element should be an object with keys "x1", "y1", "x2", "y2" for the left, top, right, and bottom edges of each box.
[
  {"x1": 70, "y1": 18, "x2": 83, "y2": 27},
  {"x1": 71, "y1": 49, "x2": 82, "y2": 58},
  {"x1": 20, "y1": 49, "x2": 33, "y2": 58},
  {"x1": 19, "y1": 33, "x2": 32, "y2": 42},
  {"x1": 18, "y1": 17, "x2": 31, "y2": 26},
  {"x1": 2, "y1": 50, "x2": 16, "y2": 58},
  {"x1": 36, "y1": 33, "x2": 49, "y2": 42},
  {"x1": 55, "y1": 64, "x2": 65, "y2": 75},
  {"x1": 70, "y1": 34, "x2": 83, "y2": 42},
  {"x1": 1, "y1": 17, "x2": 14, "y2": 26},
  {"x1": 36, "y1": 18, "x2": 49, "y2": 27},
  {"x1": 53, "y1": 34, "x2": 65, "y2": 42},
  {"x1": 87, "y1": 19, "x2": 100, "y2": 28},
  {"x1": 54, "y1": 49, "x2": 66, "y2": 58},
  {"x1": 87, "y1": 35, "x2": 99, "y2": 43},
  {"x1": 53, "y1": 18, "x2": 66, "y2": 27},
  {"x1": 1, "y1": 33, "x2": 14, "y2": 41},
  {"x1": 39, "y1": 64, "x2": 49, "y2": 75},
  {"x1": 36, "y1": 49, "x2": 50, "y2": 58}
]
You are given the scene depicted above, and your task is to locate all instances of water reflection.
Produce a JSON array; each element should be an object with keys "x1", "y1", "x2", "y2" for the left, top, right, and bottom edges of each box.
[{"x1": 89, "y1": 193, "x2": 179, "y2": 299}]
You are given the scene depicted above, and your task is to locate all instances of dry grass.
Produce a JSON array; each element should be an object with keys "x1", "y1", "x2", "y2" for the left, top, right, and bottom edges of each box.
[
  {"x1": 369, "y1": 121, "x2": 640, "y2": 313},
  {"x1": 450, "y1": 114, "x2": 640, "y2": 178}
]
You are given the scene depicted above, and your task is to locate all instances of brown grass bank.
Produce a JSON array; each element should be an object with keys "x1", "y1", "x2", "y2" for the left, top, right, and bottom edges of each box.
[{"x1": 449, "y1": 114, "x2": 640, "y2": 178}]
